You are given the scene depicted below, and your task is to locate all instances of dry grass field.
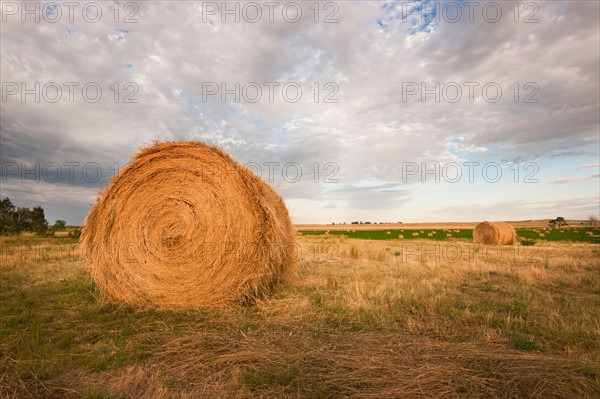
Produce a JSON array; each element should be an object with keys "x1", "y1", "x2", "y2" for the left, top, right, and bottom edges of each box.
[{"x1": 1, "y1": 232, "x2": 599, "y2": 398}]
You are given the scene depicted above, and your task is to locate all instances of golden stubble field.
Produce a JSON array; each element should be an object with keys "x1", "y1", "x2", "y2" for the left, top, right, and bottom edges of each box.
[
  {"x1": 296, "y1": 219, "x2": 591, "y2": 231},
  {"x1": 0, "y1": 232, "x2": 599, "y2": 398}
]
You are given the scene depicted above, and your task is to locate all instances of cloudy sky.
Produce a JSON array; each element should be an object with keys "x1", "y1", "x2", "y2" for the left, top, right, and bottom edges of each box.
[{"x1": 1, "y1": 0, "x2": 598, "y2": 225}]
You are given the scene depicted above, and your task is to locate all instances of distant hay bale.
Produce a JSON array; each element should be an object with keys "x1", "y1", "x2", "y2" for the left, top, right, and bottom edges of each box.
[
  {"x1": 539, "y1": 233, "x2": 545, "y2": 237},
  {"x1": 386, "y1": 231, "x2": 391, "y2": 234},
  {"x1": 473, "y1": 221, "x2": 516, "y2": 245},
  {"x1": 454, "y1": 229, "x2": 461, "y2": 233},
  {"x1": 586, "y1": 231, "x2": 593, "y2": 236},
  {"x1": 446, "y1": 233, "x2": 452, "y2": 238},
  {"x1": 398, "y1": 234, "x2": 404, "y2": 239},
  {"x1": 412, "y1": 232, "x2": 419, "y2": 236},
  {"x1": 427, "y1": 233, "x2": 433, "y2": 237},
  {"x1": 81, "y1": 141, "x2": 296, "y2": 308},
  {"x1": 420, "y1": 230, "x2": 424, "y2": 233}
]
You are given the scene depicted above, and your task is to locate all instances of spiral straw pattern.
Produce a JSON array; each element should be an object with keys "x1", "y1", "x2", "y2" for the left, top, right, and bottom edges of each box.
[
  {"x1": 473, "y1": 221, "x2": 516, "y2": 245},
  {"x1": 81, "y1": 141, "x2": 296, "y2": 308}
]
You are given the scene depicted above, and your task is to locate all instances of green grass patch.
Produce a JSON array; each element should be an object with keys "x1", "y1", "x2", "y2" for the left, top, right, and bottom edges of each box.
[
  {"x1": 0, "y1": 265, "x2": 223, "y2": 380},
  {"x1": 299, "y1": 227, "x2": 600, "y2": 243},
  {"x1": 299, "y1": 229, "x2": 473, "y2": 240},
  {"x1": 510, "y1": 335, "x2": 540, "y2": 351},
  {"x1": 516, "y1": 228, "x2": 600, "y2": 243},
  {"x1": 244, "y1": 366, "x2": 301, "y2": 390}
]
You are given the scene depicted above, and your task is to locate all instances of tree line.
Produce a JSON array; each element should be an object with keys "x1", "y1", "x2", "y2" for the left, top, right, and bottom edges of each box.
[{"x1": 0, "y1": 197, "x2": 50, "y2": 235}]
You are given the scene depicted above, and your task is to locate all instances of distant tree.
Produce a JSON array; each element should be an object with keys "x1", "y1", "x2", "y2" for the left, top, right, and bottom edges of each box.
[
  {"x1": 0, "y1": 197, "x2": 16, "y2": 234},
  {"x1": 29, "y1": 206, "x2": 48, "y2": 235},
  {"x1": 589, "y1": 215, "x2": 599, "y2": 228},
  {"x1": 13, "y1": 207, "x2": 32, "y2": 233},
  {"x1": 53, "y1": 220, "x2": 67, "y2": 230},
  {"x1": 0, "y1": 198, "x2": 51, "y2": 235},
  {"x1": 549, "y1": 217, "x2": 567, "y2": 229}
]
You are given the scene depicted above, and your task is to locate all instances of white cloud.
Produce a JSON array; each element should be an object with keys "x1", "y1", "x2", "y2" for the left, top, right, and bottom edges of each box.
[
  {"x1": 580, "y1": 163, "x2": 600, "y2": 170},
  {"x1": 548, "y1": 174, "x2": 600, "y2": 185}
]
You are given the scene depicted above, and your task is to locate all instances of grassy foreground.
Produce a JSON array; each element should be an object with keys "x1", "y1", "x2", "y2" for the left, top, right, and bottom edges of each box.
[{"x1": 0, "y1": 235, "x2": 599, "y2": 398}]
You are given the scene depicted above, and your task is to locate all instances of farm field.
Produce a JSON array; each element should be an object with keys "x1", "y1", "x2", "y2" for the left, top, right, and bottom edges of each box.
[
  {"x1": 1, "y1": 232, "x2": 599, "y2": 398},
  {"x1": 298, "y1": 227, "x2": 600, "y2": 244},
  {"x1": 295, "y1": 219, "x2": 593, "y2": 231}
]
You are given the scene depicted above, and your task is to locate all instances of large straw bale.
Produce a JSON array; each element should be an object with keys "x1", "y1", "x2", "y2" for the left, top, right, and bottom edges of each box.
[{"x1": 81, "y1": 141, "x2": 296, "y2": 307}]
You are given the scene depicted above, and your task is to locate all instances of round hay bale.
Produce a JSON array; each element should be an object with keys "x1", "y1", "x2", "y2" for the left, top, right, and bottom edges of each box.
[
  {"x1": 81, "y1": 141, "x2": 296, "y2": 308},
  {"x1": 386, "y1": 231, "x2": 391, "y2": 234},
  {"x1": 398, "y1": 234, "x2": 404, "y2": 239},
  {"x1": 473, "y1": 221, "x2": 516, "y2": 245},
  {"x1": 446, "y1": 233, "x2": 452, "y2": 238}
]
